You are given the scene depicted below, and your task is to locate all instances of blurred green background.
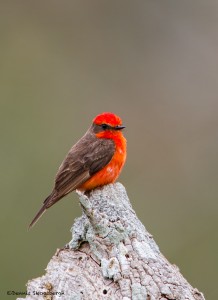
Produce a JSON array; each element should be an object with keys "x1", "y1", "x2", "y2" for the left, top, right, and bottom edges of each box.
[{"x1": 1, "y1": 1, "x2": 217, "y2": 299}]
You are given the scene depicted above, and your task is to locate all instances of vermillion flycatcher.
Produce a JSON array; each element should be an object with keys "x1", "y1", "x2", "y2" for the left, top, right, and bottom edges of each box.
[{"x1": 29, "y1": 112, "x2": 126, "y2": 228}]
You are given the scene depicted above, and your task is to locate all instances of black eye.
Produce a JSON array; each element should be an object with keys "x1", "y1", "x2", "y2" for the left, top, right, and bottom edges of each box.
[{"x1": 101, "y1": 124, "x2": 109, "y2": 130}]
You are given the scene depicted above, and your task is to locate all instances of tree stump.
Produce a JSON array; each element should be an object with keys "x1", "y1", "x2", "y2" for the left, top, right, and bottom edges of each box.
[{"x1": 18, "y1": 183, "x2": 205, "y2": 300}]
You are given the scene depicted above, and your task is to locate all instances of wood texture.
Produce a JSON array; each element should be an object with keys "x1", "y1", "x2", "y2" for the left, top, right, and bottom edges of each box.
[{"x1": 18, "y1": 183, "x2": 205, "y2": 300}]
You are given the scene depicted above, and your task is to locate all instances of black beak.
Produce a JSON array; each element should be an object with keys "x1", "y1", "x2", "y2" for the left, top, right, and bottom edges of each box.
[{"x1": 115, "y1": 125, "x2": 125, "y2": 130}]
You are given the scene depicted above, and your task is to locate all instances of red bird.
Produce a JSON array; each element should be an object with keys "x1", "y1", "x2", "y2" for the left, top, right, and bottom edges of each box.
[{"x1": 29, "y1": 112, "x2": 127, "y2": 229}]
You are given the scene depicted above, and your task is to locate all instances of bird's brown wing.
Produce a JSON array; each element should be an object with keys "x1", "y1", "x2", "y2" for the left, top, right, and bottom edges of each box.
[
  {"x1": 45, "y1": 130, "x2": 115, "y2": 207},
  {"x1": 29, "y1": 130, "x2": 115, "y2": 229}
]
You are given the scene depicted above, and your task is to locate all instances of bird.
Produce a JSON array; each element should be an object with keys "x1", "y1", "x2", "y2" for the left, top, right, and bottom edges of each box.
[{"x1": 29, "y1": 112, "x2": 127, "y2": 229}]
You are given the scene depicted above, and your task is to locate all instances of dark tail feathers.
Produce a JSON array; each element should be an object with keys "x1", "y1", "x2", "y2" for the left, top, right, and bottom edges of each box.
[
  {"x1": 28, "y1": 192, "x2": 57, "y2": 230},
  {"x1": 28, "y1": 204, "x2": 47, "y2": 230}
]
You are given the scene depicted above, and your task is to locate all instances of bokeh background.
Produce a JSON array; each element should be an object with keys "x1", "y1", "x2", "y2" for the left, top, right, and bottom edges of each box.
[{"x1": 1, "y1": 1, "x2": 218, "y2": 299}]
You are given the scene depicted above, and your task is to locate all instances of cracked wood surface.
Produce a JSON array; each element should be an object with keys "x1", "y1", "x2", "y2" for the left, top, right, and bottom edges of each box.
[{"x1": 17, "y1": 183, "x2": 205, "y2": 300}]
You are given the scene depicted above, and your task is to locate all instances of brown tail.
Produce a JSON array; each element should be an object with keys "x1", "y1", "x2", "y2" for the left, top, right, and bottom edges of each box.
[
  {"x1": 28, "y1": 204, "x2": 47, "y2": 230},
  {"x1": 29, "y1": 192, "x2": 58, "y2": 230}
]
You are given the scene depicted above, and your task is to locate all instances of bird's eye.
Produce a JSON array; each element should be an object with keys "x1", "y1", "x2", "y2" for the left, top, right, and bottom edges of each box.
[{"x1": 101, "y1": 124, "x2": 109, "y2": 130}]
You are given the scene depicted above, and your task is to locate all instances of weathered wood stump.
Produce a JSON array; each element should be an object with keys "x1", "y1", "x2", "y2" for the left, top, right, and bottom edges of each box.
[{"x1": 18, "y1": 183, "x2": 205, "y2": 300}]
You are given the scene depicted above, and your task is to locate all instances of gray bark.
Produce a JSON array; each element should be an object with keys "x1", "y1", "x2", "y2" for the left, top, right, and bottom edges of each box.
[{"x1": 18, "y1": 183, "x2": 205, "y2": 300}]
